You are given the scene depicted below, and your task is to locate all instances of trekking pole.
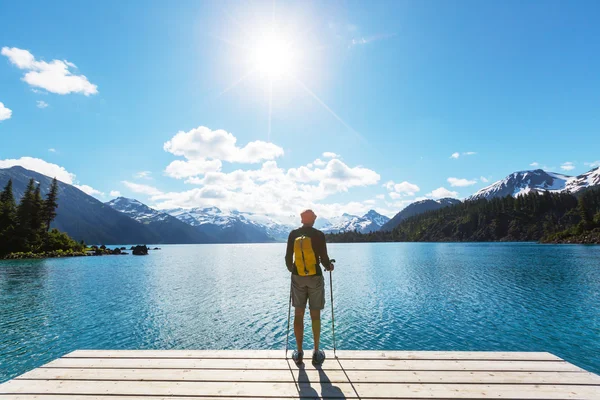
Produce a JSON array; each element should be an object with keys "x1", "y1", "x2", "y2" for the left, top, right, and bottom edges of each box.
[
  {"x1": 285, "y1": 279, "x2": 292, "y2": 358},
  {"x1": 329, "y1": 259, "x2": 337, "y2": 358}
]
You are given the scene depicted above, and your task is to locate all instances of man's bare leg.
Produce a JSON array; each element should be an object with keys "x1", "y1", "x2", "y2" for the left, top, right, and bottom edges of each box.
[
  {"x1": 310, "y1": 309, "x2": 321, "y2": 352},
  {"x1": 294, "y1": 307, "x2": 305, "y2": 353}
]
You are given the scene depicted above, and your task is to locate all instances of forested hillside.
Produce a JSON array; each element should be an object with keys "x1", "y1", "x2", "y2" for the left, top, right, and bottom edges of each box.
[{"x1": 327, "y1": 189, "x2": 600, "y2": 243}]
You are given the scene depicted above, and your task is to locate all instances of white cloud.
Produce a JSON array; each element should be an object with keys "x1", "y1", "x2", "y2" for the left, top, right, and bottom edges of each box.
[
  {"x1": 451, "y1": 151, "x2": 476, "y2": 159},
  {"x1": 74, "y1": 184, "x2": 104, "y2": 197},
  {"x1": 530, "y1": 162, "x2": 540, "y2": 167},
  {"x1": 0, "y1": 156, "x2": 75, "y2": 183},
  {"x1": 427, "y1": 187, "x2": 459, "y2": 199},
  {"x1": 375, "y1": 194, "x2": 385, "y2": 200},
  {"x1": 313, "y1": 158, "x2": 326, "y2": 167},
  {"x1": 286, "y1": 159, "x2": 380, "y2": 192},
  {"x1": 389, "y1": 192, "x2": 402, "y2": 200},
  {"x1": 36, "y1": 100, "x2": 48, "y2": 109},
  {"x1": 48, "y1": 148, "x2": 56, "y2": 153},
  {"x1": 0, "y1": 102, "x2": 12, "y2": 121},
  {"x1": 134, "y1": 171, "x2": 152, "y2": 180},
  {"x1": 163, "y1": 126, "x2": 283, "y2": 164},
  {"x1": 164, "y1": 159, "x2": 223, "y2": 179},
  {"x1": 2, "y1": 47, "x2": 98, "y2": 95},
  {"x1": 153, "y1": 158, "x2": 381, "y2": 219},
  {"x1": 560, "y1": 162, "x2": 575, "y2": 171},
  {"x1": 480, "y1": 176, "x2": 489, "y2": 183},
  {"x1": 584, "y1": 161, "x2": 600, "y2": 168},
  {"x1": 110, "y1": 190, "x2": 121, "y2": 197},
  {"x1": 322, "y1": 152, "x2": 339, "y2": 159},
  {"x1": 447, "y1": 177, "x2": 477, "y2": 187},
  {"x1": 349, "y1": 33, "x2": 396, "y2": 48},
  {"x1": 383, "y1": 180, "x2": 420, "y2": 196},
  {"x1": 122, "y1": 181, "x2": 163, "y2": 196}
]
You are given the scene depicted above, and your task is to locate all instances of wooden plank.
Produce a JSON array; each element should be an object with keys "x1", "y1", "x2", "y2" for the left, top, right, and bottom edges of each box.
[
  {"x1": 0, "y1": 380, "x2": 358, "y2": 398},
  {"x1": 44, "y1": 356, "x2": 578, "y2": 372},
  {"x1": 338, "y1": 359, "x2": 583, "y2": 371},
  {"x1": 334, "y1": 350, "x2": 561, "y2": 361},
  {"x1": 16, "y1": 367, "x2": 600, "y2": 385},
  {"x1": 66, "y1": 349, "x2": 561, "y2": 361},
  {"x1": 354, "y1": 383, "x2": 600, "y2": 399},
  {"x1": 15, "y1": 367, "x2": 349, "y2": 384},
  {"x1": 43, "y1": 357, "x2": 341, "y2": 370},
  {"x1": 344, "y1": 370, "x2": 600, "y2": 385},
  {"x1": 0, "y1": 397, "x2": 308, "y2": 400},
  {"x1": 65, "y1": 350, "x2": 286, "y2": 359}
]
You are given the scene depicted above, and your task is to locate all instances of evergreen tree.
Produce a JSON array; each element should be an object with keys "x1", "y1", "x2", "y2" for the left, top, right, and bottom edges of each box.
[
  {"x1": 29, "y1": 184, "x2": 45, "y2": 249},
  {"x1": 578, "y1": 193, "x2": 593, "y2": 230},
  {"x1": 0, "y1": 180, "x2": 18, "y2": 255},
  {"x1": 43, "y1": 177, "x2": 59, "y2": 231},
  {"x1": 15, "y1": 178, "x2": 36, "y2": 250}
]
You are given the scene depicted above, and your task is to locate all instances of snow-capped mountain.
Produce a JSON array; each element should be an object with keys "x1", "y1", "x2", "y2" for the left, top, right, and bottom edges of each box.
[
  {"x1": 165, "y1": 207, "x2": 281, "y2": 243},
  {"x1": 106, "y1": 197, "x2": 169, "y2": 223},
  {"x1": 468, "y1": 167, "x2": 600, "y2": 201},
  {"x1": 564, "y1": 167, "x2": 600, "y2": 193},
  {"x1": 106, "y1": 197, "x2": 212, "y2": 244},
  {"x1": 319, "y1": 210, "x2": 390, "y2": 233},
  {"x1": 380, "y1": 198, "x2": 461, "y2": 232}
]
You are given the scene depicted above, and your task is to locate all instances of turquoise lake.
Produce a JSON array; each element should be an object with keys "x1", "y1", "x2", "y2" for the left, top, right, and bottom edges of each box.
[{"x1": 1, "y1": 242, "x2": 599, "y2": 382}]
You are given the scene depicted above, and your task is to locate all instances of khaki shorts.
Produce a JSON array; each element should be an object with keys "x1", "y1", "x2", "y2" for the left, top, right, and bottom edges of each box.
[{"x1": 291, "y1": 274, "x2": 325, "y2": 310}]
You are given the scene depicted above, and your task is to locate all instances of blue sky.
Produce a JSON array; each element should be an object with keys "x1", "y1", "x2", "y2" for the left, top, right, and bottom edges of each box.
[{"x1": 1, "y1": 0, "x2": 599, "y2": 219}]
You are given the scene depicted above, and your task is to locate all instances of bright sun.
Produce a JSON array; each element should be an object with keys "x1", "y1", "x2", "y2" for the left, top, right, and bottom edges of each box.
[{"x1": 251, "y1": 33, "x2": 296, "y2": 80}]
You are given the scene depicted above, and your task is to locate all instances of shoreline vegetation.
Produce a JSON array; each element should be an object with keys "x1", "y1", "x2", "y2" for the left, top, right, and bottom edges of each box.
[
  {"x1": 2, "y1": 245, "x2": 161, "y2": 260},
  {"x1": 0, "y1": 177, "x2": 86, "y2": 259},
  {"x1": 0, "y1": 177, "x2": 162, "y2": 260},
  {"x1": 327, "y1": 189, "x2": 600, "y2": 245}
]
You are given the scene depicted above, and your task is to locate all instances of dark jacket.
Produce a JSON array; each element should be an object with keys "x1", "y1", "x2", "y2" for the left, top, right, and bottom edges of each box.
[{"x1": 285, "y1": 225, "x2": 331, "y2": 275}]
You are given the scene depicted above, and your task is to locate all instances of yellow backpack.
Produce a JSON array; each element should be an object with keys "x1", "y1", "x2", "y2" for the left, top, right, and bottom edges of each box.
[{"x1": 293, "y1": 235, "x2": 318, "y2": 276}]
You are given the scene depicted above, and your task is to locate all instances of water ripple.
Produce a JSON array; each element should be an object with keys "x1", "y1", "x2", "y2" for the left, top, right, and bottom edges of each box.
[{"x1": 1, "y1": 242, "x2": 600, "y2": 382}]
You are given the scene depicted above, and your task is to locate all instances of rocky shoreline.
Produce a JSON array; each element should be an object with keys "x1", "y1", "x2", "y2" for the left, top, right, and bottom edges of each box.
[
  {"x1": 540, "y1": 229, "x2": 600, "y2": 245},
  {"x1": 2, "y1": 245, "x2": 161, "y2": 260}
]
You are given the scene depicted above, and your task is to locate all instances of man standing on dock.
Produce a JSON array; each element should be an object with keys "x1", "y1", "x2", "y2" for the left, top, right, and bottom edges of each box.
[{"x1": 285, "y1": 209, "x2": 334, "y2": 366}]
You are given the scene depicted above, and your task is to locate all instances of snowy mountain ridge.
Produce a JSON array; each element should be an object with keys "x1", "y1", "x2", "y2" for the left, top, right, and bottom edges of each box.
[
  {"x1": 106, "y1": 197, "x2": 170, "y2": 223},
  {"x1": 318, "y1": 210, "x2": 390, "y2": 233},
  {"x1": 468, "y1": 167, "x2": 600, "y2": 201}
]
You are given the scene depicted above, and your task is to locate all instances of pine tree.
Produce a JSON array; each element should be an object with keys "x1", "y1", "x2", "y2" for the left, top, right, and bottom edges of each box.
[
  {"x1": 578, "y1": 193, "x2": 593, "y2": 230},
  {"x1": 43, "y1": 177, "x2": 59, "y2": 231},
  {"x1": 29, "y1": 184, "x2": 45, "y2": 249},
  {"x1": 15, "y1": 178, "x2": 36, "y2": 251},
  {"x1": 0, "y1": 180, "x2": 18, "y2": 255}
]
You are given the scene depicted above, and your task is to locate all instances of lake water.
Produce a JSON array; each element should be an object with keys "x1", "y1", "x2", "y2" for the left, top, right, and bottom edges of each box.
[{"x1": 1, "y1": 242, "x2": 599, "y2": 382}]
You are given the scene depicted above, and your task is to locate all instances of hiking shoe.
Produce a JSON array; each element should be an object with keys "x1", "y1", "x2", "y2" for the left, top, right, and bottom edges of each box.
[
  {"x1": 292, "y1": 350, "x2": 304, "y2": 365},
  {"x1": 312, "y1": 349, "x2": 326, "y2": 366}
]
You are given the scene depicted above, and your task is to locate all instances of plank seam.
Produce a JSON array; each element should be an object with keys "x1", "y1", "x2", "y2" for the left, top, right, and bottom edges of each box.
[
  {"x1": 59, "y1": 357, "x2": 569, "y2": 364},
  {"x1": 11, "y1": 378, "x2": 600, "y2": 386},
  {"x1": 38, "y1": 366, "x2": 585, "y2": 372}
]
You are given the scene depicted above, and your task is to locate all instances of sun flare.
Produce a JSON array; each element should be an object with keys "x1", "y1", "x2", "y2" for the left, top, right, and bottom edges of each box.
[{"x1": 251, "y1": 33, "x2": 296, "y2": 80}]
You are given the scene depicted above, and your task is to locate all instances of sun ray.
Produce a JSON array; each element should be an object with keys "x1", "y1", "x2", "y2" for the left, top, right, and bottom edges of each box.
[
  {"x1": 218, "y1": 69, "x2": 256, "y2": 97},
  {"x1": 268, "y1": 79, "x2": 273, "y2": 141},
  {"x1": 293, "y1": 77, "x2": 364, "y2": 141},
  {"x1": 208, "y1": 33, "x2": 245, "y2": 50}
]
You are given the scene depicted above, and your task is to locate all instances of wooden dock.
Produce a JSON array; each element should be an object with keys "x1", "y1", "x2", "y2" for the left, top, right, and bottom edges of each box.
[{"x1": 1, "y1": 350, "x2": 599, "y2": 399}]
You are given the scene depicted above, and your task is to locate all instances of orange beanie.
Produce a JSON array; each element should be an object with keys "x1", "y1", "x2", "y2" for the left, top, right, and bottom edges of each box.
[{"x1": 300, "y1": 209, "x2": 317, "y2": 224}]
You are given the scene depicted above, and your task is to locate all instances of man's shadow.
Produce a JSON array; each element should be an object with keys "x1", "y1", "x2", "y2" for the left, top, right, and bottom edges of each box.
[{"x1": 297, "y1": 362, "x2": 347, "y2": 399}]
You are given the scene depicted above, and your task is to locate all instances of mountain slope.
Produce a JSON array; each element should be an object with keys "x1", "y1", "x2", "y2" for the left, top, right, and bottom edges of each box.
[
  {"x1": 380, "y1": 198, "x2": 461, "y2": 232},
  {"x1": 0, "y1": 166, "x2": 159, "y2": 244},
  {"x1": 468, "y1": 167, "x2": 600, "y2": 201},
  {"x1": 564, "y1": 167, "x2": 600, "y2": 193},
  {"x1": 165, "y1": 207, "x2": 276, "y2": 243},
  {"x1": 106, "y1": 197, "x2": 213, "y2": 244},
  {"x1": 320, "y1": 210, "x2": 390, "y2": 233}
]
